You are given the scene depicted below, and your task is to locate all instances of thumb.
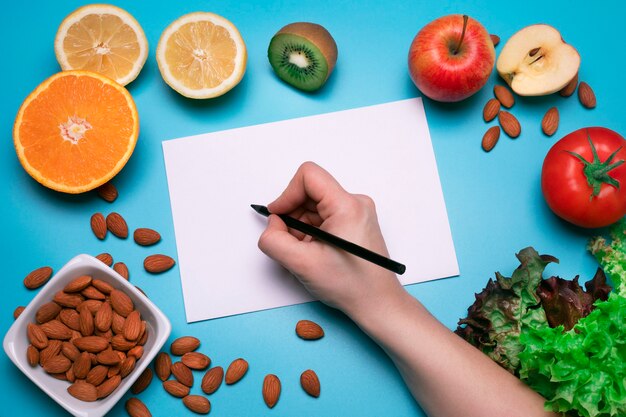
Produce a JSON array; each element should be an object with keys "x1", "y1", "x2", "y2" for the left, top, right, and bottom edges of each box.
[{"x1": 258, "y1": 215, "x2": 307, "y2": 273}]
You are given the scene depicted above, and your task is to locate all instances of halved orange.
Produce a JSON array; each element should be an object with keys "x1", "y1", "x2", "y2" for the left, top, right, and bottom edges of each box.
[{"x1": 13, "y1": 70, "x2": 139, "y2": 194}]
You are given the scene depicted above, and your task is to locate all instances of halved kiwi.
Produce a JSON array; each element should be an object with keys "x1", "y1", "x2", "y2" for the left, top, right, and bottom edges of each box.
[{"x1": 268, "y1": 22, "x2": 338, "y2": 92}]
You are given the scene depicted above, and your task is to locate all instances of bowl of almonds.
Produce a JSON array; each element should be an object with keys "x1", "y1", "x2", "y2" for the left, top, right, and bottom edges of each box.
[{"x1": 3, "y1": 254, "x2": 171, "y2": 417}]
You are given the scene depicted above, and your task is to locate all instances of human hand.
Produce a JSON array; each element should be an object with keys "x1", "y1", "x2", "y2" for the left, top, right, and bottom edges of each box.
[{"x1": 257, "y1": 162, "x2": 404, "y2": 317}]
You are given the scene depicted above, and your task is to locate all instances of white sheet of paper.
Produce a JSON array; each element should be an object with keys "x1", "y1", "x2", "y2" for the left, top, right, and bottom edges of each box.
[{"x1": 162, "y1": 98, "x2": 459, "y2": 322}]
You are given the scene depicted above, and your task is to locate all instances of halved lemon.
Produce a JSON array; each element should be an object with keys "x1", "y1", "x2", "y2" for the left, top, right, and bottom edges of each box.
[
  {"x1": 156, "y1": 12, "x2": 247, "y2": 99},
  {"x1": 13, "y1": 71, "x2": 139, "y2": 194},
  {"x1": 54, "y1": 4, "x2": 148, "y2": 86}
]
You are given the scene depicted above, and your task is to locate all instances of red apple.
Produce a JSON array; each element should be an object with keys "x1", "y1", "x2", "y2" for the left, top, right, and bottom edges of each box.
[{"x1": 408, "y1": 15, "x2": 495, "y2": 102}]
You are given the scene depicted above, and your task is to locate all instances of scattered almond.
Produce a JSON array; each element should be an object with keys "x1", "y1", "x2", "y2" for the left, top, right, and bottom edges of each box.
[
  {"x1": 126, "y1": 398, "x2": 152, "y2": 417},
  {"x1": 482, "y1": 99, "x2": 500, "y2": 122},
  {"x1": 95, "y1": 253, "x2": 114, "y2": 266},
  {"x1": 300, "y1": 369, "x2": 321, "y2": 397},
  {"x1": 541, "y1": 107, "x2": 559, "y2": 136},
  {"x1": 498, "y1": 111, "x2": 521, "y2": 138},
  {"x1": 131, "y1": 367, "x2": 153, "y2": 394},
  {"x1": 144, "y1": 254, "x2": 176, "y2": 274},
  {"x1": 27, "y1": 345, "x2": 40, "y2": 367},
  {"x1": 134, "y1": 228, "x2": 161, "y2": 246},
  {"x1": 96, "y1": 182, "x2": 118, "y2": 203},
  {"x1": 64, "y1": 275, "x2": 93, "y2": 293},
  {"x1": 172, "y1": 361, "x2": 194, "y2": 387},
  {"x1": 171, "y1": 336, "x2": 200, "y2": 355},
  {"x1": 201, "y1": 366, "x2": 224, "y2": 394},
  {"x1": 163, "y1": 380, "x2": 190, "y2": 397},
  {"x1": 578, "y1": 81, "x2": 596, "y2": 109},
  {"x1": 90, "y1": 213, "x2": 107, "y2": 240},
  {"x1": 106, "y1": 212, "x2": 129, "y2": 239},
  {"x1": 155, "y1": 352, "x2": 172, "y2": 381},
  {"x1": 482, "y1": 126, "x2": 501, "y2": 152},
  {"x1": 183, "y1": 395, "x2": 211, "y2": 414},
  {"x1": 24, "y1": 266, "x2": 53, "y2": 289},
  {"x1": 494, "y1": 85, "x2": 515, "y2": 108},
  {"x1": 97, "y1": 375, "x2": 122, "y2": 399},
  {"x1": 182, "y1": 352, "x2": 211, "y2": 370},
  {"x1": 110, "y1": 289, "x2": 134, "y2": 317},
  {"x1": 262, "y1": 374, "x2": 281, "y2": 408},
  {"x1": 490, "y1": 34, "x2": 500, "y2": 47},
  {"x1": 225, "y1": 358, "x2": 248, "y2": 385},
  {"x1": 68, "y1": 381, "x2": 98, "y2": 402},
  {"x1": 559, "y1": 73, "x2": 578, "y2": 97},
  {"x1": 13, "y1": 306, "x2": 26, "y2": 320},
  {"x1": 113, "y1": 262, "x2": 130, "y2": 280},
  {"x1": 36, "y1": 302, "x2": 62, "y2": 324},
  {"x1": 296, "y1": 320, "x2": 325, "y2": 340}
]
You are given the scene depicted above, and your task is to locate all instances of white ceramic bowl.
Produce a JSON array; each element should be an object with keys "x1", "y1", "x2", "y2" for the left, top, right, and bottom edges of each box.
[{"x1": 3, "y1": 254, "x2": 171, "y2": 417}]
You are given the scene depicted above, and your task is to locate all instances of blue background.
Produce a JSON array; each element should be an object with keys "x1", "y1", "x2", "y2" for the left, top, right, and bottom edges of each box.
[{"x1": 2, "y1": 0, "x2": 624, "y2": 415}]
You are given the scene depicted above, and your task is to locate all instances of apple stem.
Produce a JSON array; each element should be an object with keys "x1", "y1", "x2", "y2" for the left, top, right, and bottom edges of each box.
[{"x1": 453, "y1": 15, "x2": 469, "y2": 55}]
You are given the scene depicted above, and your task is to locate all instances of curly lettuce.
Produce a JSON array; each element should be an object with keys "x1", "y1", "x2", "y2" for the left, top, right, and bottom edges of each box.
[{"x1": 588, "y1": 219, "x2": 626, "y2": 296}]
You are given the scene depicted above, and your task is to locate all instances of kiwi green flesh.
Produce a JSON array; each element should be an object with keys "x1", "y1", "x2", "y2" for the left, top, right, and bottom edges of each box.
[{"x1": 268, "y1": 33, "x2": 329, "y2": 92}]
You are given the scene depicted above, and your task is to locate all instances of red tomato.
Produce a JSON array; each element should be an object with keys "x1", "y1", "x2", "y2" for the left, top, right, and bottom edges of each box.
[{"x1": 541, "y1": 127, "x2": 626, "y2": 228}]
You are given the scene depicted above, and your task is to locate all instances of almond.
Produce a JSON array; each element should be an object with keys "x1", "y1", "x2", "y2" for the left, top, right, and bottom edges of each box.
[
  {"x1": 131, "y1": 368, "x2": 153, "y2": 394},
  {"x1": 144, "y1": 254, "x2": 176, "y2": 274},
  {"x1": 68, "y1": 381, "x2": 98, "y2": 402},
  {"x1": 36, "y1": 302, "x2": 62, "y2": 324},
  {"x1": 106, "y1": 212, "x2": 129, "y2": 239},
  {"x1": 225, "y1": 358, "x2": 248, "y2": 384},
  {"x1": 28, "y1": 323, "x2": 49, "y2": 349},
  {"x1": 126, "y1": 398, "x2": 152, "y2": 417},
  {"x1": 113, "y1": 262, "x2": 130, "y2": 280},
  {"x1": 111, "y1": 334, "x2": 137, "y2": 351},
  {"x1": 295, "y1": 320, "x2": 324, "y2": 340},
  {"x1": 578, "y1": 81, "x2": 596, "y2": 109},
  {"x1": 120, "y1": 356, "x2": 136, "y2": 378},
  {"x1": 128, "y1": 345, "x2": 144, "y2": 360},
  {"x1": 27, "y1": 345, "x2": 39, "y2": 366},
  {"x1": 494, "y1": 85, "x2": 515, "y2": 108},
  {"x1": 64, "y1": 275, "x2": 93, "y2": 293},
  {"x1": 66, "y1": 367, "x2": 76, "y2": 383},
  {"x1": 182, "y1": 352, "x2": 211, "y2": 370},
  {"x1": 79, "y1": 307, "x2": 95, "y2": 336},
  {"x1": 90, "y1": 213, "x2": 107, "y2": 240},
  {"x1": 262, "y1": 374, "x2": 281, "y2": 408},
  {"x1": 300, "y1": 369, "x2": 321, "y2": 397},
  {"x1": 73, "y1": 351, "x2": 92, "y2": 379},
  {"x1": 498, "y1": 111, "x2": 521, "y2": 138},
  {"x1": 59, "y1": 309, "x2": 81, "y2": 331},
  {"x1": 482, "y1": 98, "x2": 501, "y2": 122},
  {"x1": 97, "y1": 375, "x2": 122, "y2": 399},
  {"x1": 78, "y1": 299, "x2": 103, "y2": 314},
  {"x1": 481, "y1": 126, "x2": 500, "y2": 152},
  {"x1": 110, "y1": 289, "x2": 134, "y2": 317},
  {"x1": 112, "y1": 312, "x2": 126, "y2": 334},
  {"x1": 559, "y1": 73, "x2": 578, "y2": 97},
  {"x1": 43, "y1": 354, "x2": 72, "y2": 374},
  {"x1": 108, "y1": 363, "x2": 121, "y2": 377},
  {"x1": 171, "y1": 336, "x2": 200, "y2": 355},
  {"x1": 134, "y1": 228, "x2": 161, "y2": 246},
  {"x1": 541, "y1": 107, "x2": 559, "y2": 136},
  {"x1": 41, "y1": 319, "x2": 73, "y2": 340},
  {"x1": 183, "y1": 395, "x2": 211, "y2": 414},
  {"x1": 201, "y1": 366, "x2": 224, "y2": 394},
  {"x1": 96, "y1": 181, "x2": 118, "y2": 203},
  {"x1": 123, "y1": 310, "x2": 142, "y2": 341},
  {"x1": 172, "y1": 361, "x2": 194, "y2": 387},
  {"x1": 24, "y1": 266, "x2": 53, "y2": 289},
  {"x1": 62, "y1": 341, "x2": 80, "y2": 361},
  {"x1": 155, "y1": 352, "x2": 172, "y2": 381},
  {"x1": 13, "y1": 306, "x2": 25, "y2": 320},
  {"x1": 53, "y1": 291, "x2": 84, "y2": 308},
  {"x1": 95, "y1": 301, "x2": 113, "y2": 332},
  {"x1": 39, "y1": 340, "x2": 62, "y2": 366},
  {"x1": 86, "y1": 365, "x2": 109, "y2": 386},
  {"x1": 73, "y1": 336, "x2": 109, "y2": 353},
  {"x1": 137, "y1": 321, "x2": 148, "y2": 345},
  {"x1": 50, "y1": 372, "x2": 68, "y2": 381},
  {"x1": 96, "y1": 252, "x2": 114, "y2": 266},
  {"x1": 92, "y1": 279, "x2": 114, "y2": 294},
  {"x1": 82, "y1": 286, "x2": 106, "y2": 300},
  {"x1": 97, "y1": 349, "x2": 122, "y2": 366},
  {"x1": 163, "y1": 380, "x2": 190, "y2": 398},
  {"x1": 490, "y1": 34, "x2": 500, "y2": 47}
]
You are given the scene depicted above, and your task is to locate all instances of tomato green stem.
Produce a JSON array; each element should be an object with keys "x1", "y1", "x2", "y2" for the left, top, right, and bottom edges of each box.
[{"x1": 566, "y1": 130, "x2": 625, "y2": 199}]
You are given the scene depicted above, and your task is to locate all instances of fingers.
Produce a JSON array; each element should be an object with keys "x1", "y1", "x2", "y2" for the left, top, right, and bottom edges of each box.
[
  {"x1": 268, "y1": 162, "x2": 348, "y2": 218},
  {"x1": 258, "y1": 215, "x2": 308, "y2": 273}
]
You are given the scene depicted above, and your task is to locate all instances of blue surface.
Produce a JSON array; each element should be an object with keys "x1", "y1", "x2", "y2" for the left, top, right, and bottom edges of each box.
[{"x1": 1, "y1": 0, "x2": 624, "y2": 416}]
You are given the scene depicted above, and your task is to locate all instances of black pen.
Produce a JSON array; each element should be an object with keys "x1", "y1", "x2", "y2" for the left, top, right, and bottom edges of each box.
[{"x1": 251, "y1": 204, "x2": 406, "y2": 275}]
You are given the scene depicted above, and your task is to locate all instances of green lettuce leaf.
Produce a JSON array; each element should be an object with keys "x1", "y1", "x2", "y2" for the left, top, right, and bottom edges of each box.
[{"x1": 588, "y1": 219, "x2": 626, "y2": 297}]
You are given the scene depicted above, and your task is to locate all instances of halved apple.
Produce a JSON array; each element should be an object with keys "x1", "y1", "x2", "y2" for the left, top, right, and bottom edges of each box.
[{"x1": 496, "y1": 25, "x2": 580, "y2": 96}]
